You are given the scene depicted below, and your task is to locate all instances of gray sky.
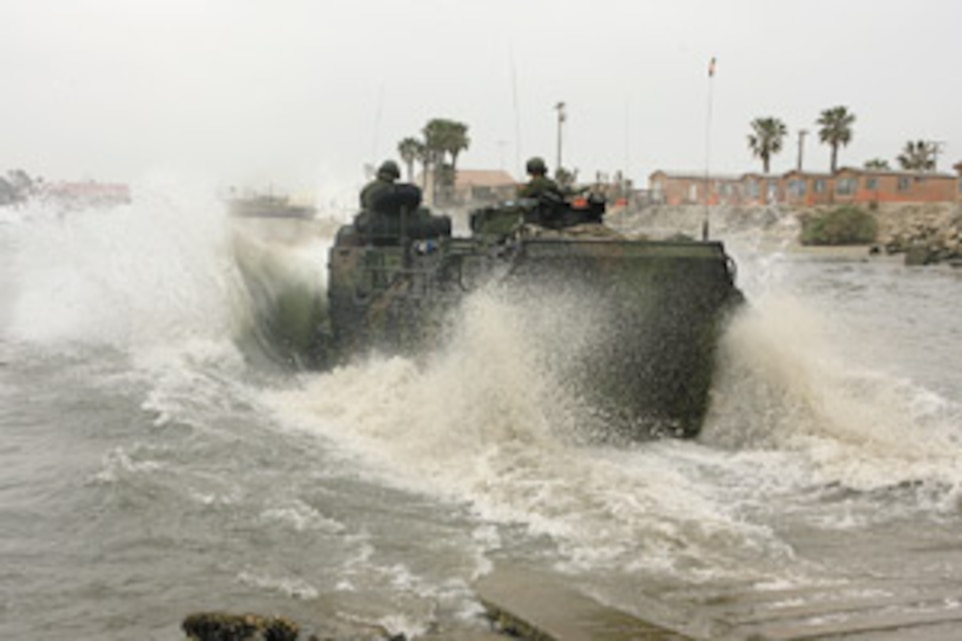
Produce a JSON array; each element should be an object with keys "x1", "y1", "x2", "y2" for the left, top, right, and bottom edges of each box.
[{"x1": 3, "y1": 0, "x2": 961, "y2": 199}]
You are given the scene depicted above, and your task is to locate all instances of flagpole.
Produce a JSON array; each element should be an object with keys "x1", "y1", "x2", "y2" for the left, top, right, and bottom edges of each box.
[{"x1": 703, "y1": 56, "x2": 716, "y2": 241}]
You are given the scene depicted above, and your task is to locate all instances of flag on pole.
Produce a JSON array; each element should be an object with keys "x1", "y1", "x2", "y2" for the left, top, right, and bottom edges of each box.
[{"x1": 708, "y1": 56, "x2": 716, "y2": 78}]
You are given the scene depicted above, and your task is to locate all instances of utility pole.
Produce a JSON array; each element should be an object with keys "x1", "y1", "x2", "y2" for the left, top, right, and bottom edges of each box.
[
  {"x1": 555, "y1": 101, "x2": 566, "y2": 174},
  {"x1": 797, "y1": 129, "x2": 809, "y2": 172}
]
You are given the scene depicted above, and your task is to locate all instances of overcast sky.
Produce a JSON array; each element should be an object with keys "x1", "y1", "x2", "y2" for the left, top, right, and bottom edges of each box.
[{"x1": 3, "y1": 0, "x2": 961, "y2": 199}]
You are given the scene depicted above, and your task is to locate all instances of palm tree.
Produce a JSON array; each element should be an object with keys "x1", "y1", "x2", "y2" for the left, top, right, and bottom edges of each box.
[
  {"x1": 397, "y1": 137, "x2": 423, "y2": 182},
  {"x1": 747, "y1": 117, "x2": 787, "y2": 173},
  {"x1": 416, "y1": 144, "x2": 434, "y2": 191},
  {"x1": 423, "y1": 118, "x2": 471, "y2": 168},
  {"x1": 443, "y1": 121, "x2": 470, "y2": 172},
  {"x1": 816, "y1": 106, "x2": 856, "y2": 172},
  {"x1": 863, "y1": 158, "x2": 890, "y2": 170},
  {"x1": 897, "y1": 140, "x2": 936, "y2": 171},
  {"x1": 423, "y1": 118, "x2": 471, "y2": 199}
]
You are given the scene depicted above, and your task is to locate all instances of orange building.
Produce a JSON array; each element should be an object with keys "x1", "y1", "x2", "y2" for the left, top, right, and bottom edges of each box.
[
  {"x1": 43, "y1": 181, "x2": 131, "y2": 207},
  {"x1": 648, "y1": 171, "x2": 746, "y2": 206},
  {"x1": 782, "y1": 170, "x2": 834, "y2": 206},
  {"x1": 831, "y1": 167, "x2": 958, "y2": 205},
  {"x1": 650, "y1": 165, "x2": 962, "y2": 207},
  {"x1": 420, "y1": 169, "x2": 518, "y2": 205},
  {"x1": 741, "y1": 172, "x2": 785, "y2": 206}
]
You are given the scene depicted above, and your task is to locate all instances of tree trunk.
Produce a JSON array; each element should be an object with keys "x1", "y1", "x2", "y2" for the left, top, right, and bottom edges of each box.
[{"x1": 830, "y1": 144, "x2": 838, "y2": 173}]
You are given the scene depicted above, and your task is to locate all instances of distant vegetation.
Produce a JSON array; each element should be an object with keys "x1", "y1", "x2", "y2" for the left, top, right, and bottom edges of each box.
[
  {"x1": 0, "y1": 169, "x2": 39, "y2": 206},
  {"x1": 747, "y1": 117, "x2": 787, "y2": 173},
  {"x1": 863, "y1": 158, "x2": 890, "y2": 170},
  {"x1": 396, "y1": 118, "x2": 470, "y2": 201},
  {"x1": 800, "y1": 205, "x2": 878, "y2": 246},
  {"x1": 817, "y1": 106, "x2": 856, "y2": 172},
  {"x1": 897, "y1": 140, "x2": 937, "y2": 171},
  {"x1": 746, "y1": 106, "x2": 856, "y2": 172}
]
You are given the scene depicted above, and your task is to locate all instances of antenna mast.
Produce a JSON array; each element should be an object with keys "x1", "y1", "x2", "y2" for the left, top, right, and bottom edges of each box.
[{"x1": 703, "y1": 56, "x2": 716, "y2": 240}]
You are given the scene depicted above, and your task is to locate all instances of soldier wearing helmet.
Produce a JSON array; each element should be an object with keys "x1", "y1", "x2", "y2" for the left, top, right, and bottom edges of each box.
[
  {"x1": 518, "y1": 157, "x2": 563, "y2": 200},
  {"x1": 360, "y1": 160, "x2": 401, "y2": 210}
]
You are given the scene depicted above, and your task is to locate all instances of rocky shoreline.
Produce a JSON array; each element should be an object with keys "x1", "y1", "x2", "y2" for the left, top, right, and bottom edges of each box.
[
  {"x1": 608, "y1": 201, "x2": 962, "y2": 265},
  {"x1": 181, "y1": 612, "x2": 430, "y2": 641},
  {"x1": 868, "y1": 202, "x2": 962, "y2": 264}
]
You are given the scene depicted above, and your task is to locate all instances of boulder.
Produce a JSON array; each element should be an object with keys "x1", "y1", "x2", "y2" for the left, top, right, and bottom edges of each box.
[
  {"x1": 182, "y1": 612, "x2": 299, "y2": 641},
  {"x1": 904, "y1": 244, "x2": 936, "y2": 266}
]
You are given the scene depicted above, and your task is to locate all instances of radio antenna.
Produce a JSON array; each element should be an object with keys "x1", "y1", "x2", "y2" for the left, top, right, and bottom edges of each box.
[{"x1": 509, "y1": 41, "x2": 522, "y2": 178}]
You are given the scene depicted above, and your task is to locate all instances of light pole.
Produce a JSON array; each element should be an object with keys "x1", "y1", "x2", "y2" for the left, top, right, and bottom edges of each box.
[{"x1": 555, "y1": 101, "x2": 566, "y2": 174}]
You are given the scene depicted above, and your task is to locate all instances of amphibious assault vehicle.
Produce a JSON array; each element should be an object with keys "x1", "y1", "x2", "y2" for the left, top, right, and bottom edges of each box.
[{"x1": 311, "y1": 183, "x2": 742, "y2": 441}]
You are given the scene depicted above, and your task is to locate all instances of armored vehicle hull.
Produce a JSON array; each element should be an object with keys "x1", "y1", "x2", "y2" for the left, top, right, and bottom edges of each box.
[{"x1": 321, "y1": 192, "x2": 741, "y2": 441}]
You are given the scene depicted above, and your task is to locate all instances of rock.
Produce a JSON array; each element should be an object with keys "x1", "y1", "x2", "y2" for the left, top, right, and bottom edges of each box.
[
  {"x1": 182, "y1": 612, "x2": 299, "y2": 641},
  {"x1": 904, "y1": 244, "x2": 935, "y2": 266}
]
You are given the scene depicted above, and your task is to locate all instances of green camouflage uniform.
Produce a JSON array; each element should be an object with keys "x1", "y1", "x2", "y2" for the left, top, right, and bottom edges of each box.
[
  {"x1": 360, "y1": 178, "x2": 395, "y2": 210},
  {"x1": 518, "y1": 175, "x2": 563, "y2": 199}
]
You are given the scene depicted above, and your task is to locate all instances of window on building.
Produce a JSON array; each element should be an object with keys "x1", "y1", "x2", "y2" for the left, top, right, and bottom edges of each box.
[
  {"x1": 651, "y1": 180, "x2": 663, "y2": 203},
  {"x1": 473, "y1": 186, "x2": 492, "y2": 200},
  {"x1": 766, "y1": 180, "x2": 778, "y2": 202},
  {"x1": 746, "y1": 180, "x2": 759, "y2": 198},
  {"x1": 958, "y1": 179, "x2": 962, "y2": 194},
  {"x1": 898, "y1": 177, "x2": 910, "y2": 191},
  {"x1": 836, "y1": 178, "x2": 856, "y2": 195},
  {"x1": 814, "y1": 179, "x2": 825, "y2": 193},
  {"x1": 866, "y1": 178, "x2": 878, "y2": 190}
]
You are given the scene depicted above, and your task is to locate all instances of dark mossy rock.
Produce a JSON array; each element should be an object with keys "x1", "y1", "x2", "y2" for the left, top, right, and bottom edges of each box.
[
  {"x1": 183, "y1": 612, "x2": 299, "y2": 641},
  {"x1": 904, "y1": 244, "x2": 936, "y2": 266}
]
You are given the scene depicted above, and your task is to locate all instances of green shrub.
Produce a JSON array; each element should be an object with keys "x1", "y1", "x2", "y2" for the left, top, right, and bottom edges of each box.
[{"x1": 800, "y1": 206, "x2": 878, "y2": 246}]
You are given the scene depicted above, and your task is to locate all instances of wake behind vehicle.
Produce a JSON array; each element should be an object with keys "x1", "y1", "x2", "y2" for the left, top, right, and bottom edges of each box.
[{"x1": 314, "y1": 182, "x2": 742, "y2": 441}]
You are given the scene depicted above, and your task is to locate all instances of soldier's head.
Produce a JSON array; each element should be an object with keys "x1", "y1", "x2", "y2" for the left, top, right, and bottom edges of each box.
[
  {"x1": 526, "y1": 157, "x2": 548, "y2": 177},
  {"x1": 377, "y1": 160, "x2": 401, "y2": 182}
]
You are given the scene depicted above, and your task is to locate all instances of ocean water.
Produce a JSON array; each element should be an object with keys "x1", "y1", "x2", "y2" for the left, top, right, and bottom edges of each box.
[{"x1": 2, "y1": 190, "x2": 962, "y2": 640}]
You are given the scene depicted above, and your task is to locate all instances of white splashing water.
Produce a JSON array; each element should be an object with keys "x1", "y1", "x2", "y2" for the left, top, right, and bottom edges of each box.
[
  {"x1": 705, "y1": 291, "x2": 962, "y2": 494},
  {"x1": 7, "y1": 178, "x2": 246, "y2": 351},
  {"x1": 263, "y1": 240, "x2": 962, "y2": 579},
  {"x1": 265, "y1": 286, "x2": 795, "y2": 580},
  {"x1": 3, "y1": 178, "x2": 267, "y2": 435}
]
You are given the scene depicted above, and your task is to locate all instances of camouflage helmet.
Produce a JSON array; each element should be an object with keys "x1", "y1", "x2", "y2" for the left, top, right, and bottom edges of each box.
[
  {"x1": 526, "y1": 157, "x2": 548, "y2": 176},
  {"x1": 377, "y1": 160, "x2": 401, "y2": 181}
]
